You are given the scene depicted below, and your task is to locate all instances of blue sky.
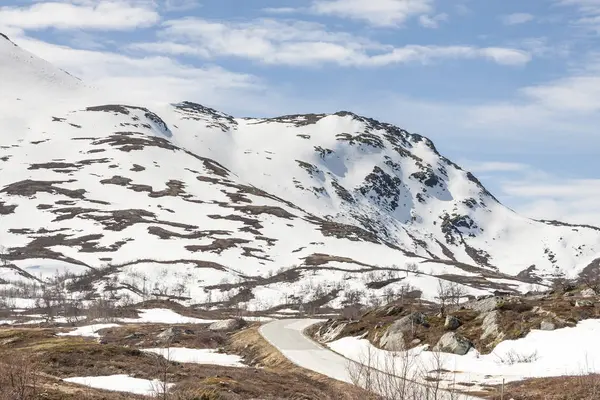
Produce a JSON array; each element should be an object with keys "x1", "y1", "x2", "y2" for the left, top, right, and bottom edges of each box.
[{"x1": 1, "y1": 0, "x2": 599, "y2": 225}]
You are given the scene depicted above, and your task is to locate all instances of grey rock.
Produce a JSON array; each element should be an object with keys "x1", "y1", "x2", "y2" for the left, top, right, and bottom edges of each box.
[
  {"x1": 576, "y1": 300, "x2": 594, "y2": 307},
  {"x1": 444, "y1": 315, "x2": 461, "y2": 330},
  {"x1": 580, "y1": 288, "x2": 596, "y2": 298},
  {"x1": 540, "y1": 320, "x2": 555, "y2": 331},
  {"x1": 124, "y1": 332, "x2": 144, "y2": 340},
  {"x1": 380, "y1": 330, "x2": 405, "y2": 351},
  {"x1": 209, "y1": 318, "x2": 246, "y2": 332},
  {"x1": 434, "y1": 332, "x2": 472, "y2": 355},
  {"x1": 465, "y1": 297, "x2": 501, "y2": 313},
  {"x1": 157, "y1": 327, "x2": 180, "y2": 341},
  {"x1": 480, "y1": 310, "x2": 500, "y2": 340},
  {"x1": 380, "y1": 312, "x2": 428, "y2": 351}
]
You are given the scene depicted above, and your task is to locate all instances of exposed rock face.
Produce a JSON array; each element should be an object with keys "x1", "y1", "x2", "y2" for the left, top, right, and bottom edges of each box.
[
  {"x1": 434, "y1": 332, "x2": 472, "y2": 355},
  {"x1": 540, "y1": 320, "x2": 555, "y2": 331},
  {"x1": 444, "y1": 315, "x2": 461, "y2": 330},
  {"x1": 380, "y1": 312, "x2": 429, "y2": 351},
  {"x1": 209, "y1": 318, "x2": 246, "y2": 332},
  {"x1": 313, "y1": 320, "x2": 348, "y2": 343}
]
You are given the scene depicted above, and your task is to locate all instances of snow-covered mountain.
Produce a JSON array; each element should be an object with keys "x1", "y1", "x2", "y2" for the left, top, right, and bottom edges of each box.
[{"x1": 1, "y1": 33, "x2": 599, "y2": 310}]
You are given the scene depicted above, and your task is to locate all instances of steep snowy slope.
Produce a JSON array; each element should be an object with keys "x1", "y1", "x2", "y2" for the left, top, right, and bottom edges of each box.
[{"x1": 1, "y1": 35, "x2": 599, "y2": 310}]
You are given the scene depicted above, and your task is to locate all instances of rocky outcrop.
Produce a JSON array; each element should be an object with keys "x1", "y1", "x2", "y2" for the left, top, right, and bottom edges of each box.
[{"x1": 313, "y1": 320, "x2": 349, "y2": 343}]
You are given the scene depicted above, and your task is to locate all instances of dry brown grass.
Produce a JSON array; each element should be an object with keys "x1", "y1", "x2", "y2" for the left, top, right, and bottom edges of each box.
[
  {"x1": 485, "y1": 374, "x2": 600, "y2": 400},
  {"x1": 0, "y1": 323, "x2": 379, "y2": 400}
]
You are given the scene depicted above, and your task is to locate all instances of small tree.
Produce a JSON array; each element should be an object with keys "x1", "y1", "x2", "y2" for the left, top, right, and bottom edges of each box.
[
  {"x1": 0, "y1": 246, "x2": 9, "y2": 267},
  {"x1": 436, "y1": 280, "x2": 450, "y2": 317}
]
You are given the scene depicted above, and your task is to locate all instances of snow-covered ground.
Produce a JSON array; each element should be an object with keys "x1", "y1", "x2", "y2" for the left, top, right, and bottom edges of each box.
[
  {"x1": 117, "y1": 309, "x2": 219, "y2": 324},
  {"x1": 57, "y1": 323, "x2": 120, "y2": 338},
  {"x1": 328, "y1": 319, "x2": 600, "y2": 389},
  {"x1": 63, "y1": 374, "x2": 172, "y2": 396},
  {"x1": 142, "y1": 347, "x2": 246, "y2": 367}
]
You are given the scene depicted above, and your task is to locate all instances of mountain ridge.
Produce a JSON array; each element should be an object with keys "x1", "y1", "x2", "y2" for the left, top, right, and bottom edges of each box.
[{"x1": 1, "y1": 38, "x2": 599, "y2": 310}]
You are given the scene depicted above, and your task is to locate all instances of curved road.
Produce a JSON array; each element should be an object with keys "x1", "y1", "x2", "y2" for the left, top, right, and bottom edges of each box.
[{"x1": 259, "y1": 318, "x2": 482, "y2": 400}]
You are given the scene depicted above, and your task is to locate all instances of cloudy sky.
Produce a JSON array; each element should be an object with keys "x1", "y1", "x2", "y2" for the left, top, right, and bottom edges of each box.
[{"x1": 1, "y1": 0, "x2": 599, "y2": 226}]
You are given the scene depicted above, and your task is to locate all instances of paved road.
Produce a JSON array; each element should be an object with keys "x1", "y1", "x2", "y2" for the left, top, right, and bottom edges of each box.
[{"x1": 259, "y1": 318, "x2": 483, "y2": 400}]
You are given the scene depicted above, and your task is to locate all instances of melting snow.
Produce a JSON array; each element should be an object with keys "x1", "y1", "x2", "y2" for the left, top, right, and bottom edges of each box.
[
  {"x1": 57, "y1": 324, "x2": 120, "y2": 338},
  {"x1": 328, "y1": 319, "x2": 600, "y2": 387},
  {"x1": 118, "y1": 308, "x2": 219, "y2": 324},
  {"x1": 63, "y1": 374, "x2": 172, "y2": 395},
  {"x1": 142, "y1": 347, "x2": 246, "y2": 367}
]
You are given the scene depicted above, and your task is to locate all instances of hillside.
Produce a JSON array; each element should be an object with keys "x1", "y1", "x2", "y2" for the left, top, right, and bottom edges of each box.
[{"x1": 1, "y1": 33, "x2": 599, "y2": 311}]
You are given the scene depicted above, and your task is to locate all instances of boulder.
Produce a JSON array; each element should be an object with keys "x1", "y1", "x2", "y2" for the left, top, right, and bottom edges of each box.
[
  {"x1": 580, "y1": 288, "x2": 596, "y2": 298},
  {"x1": 209, "y1": 318, "x2": 246, "y2": 332},
  {"x1": 540, "y1": 320, "x2": 555, "y2": 331},
  {"x1": 465, "y1": 297, "x2": 501, "y2": 313},
  {"x1": 444, "y1": 315, "x2": 461, "y2": 330},
  {"x1": 157, "y1": 327, "x2": 180, "y2": 341},
  {"x1": 480, "y1": 310, "x2": 500, "y2": 341},
  {"x1": 380, "y1": 312, "x2": 428, "y2": 351},
  {"x1": 433, "y1": 332, "x2": 472, "y2": 355},
  {"x1": 380, "y1": 330, "x2": 405, "y2": 351},
  {"x1": 575, "y1": 300, "x2": 594, "y2": 307}
]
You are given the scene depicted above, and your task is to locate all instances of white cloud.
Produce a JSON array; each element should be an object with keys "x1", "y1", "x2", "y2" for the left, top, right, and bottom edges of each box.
[
  {"x1": 501, "y1": 13, "x2": 534, "y2": 25},
  {"x1": 419, "y1": 13, "x2": 448, "y2": 28},
  {"x1": 0, "y1": 1, "x2": 160, "y2": 31},
  {"x1": 461, "y1": 161, "x2": 530, "y2": 173},
  {"x1": 500, "y1": 176, "x2": 600, "y2": 226},
  {"x1": 129, "y1": 18, "x2": 531, "y2": 67},
  {"x1": 163, "y1": 0, "x2": 201, "y2": 12},
  {"x1": 556, "y1": 0, "x2": 600, "y2": 31},
  {"x1": 262, "y1": 7, "x2": 298, "y2": 14},
  {"x1": 520, "y1": 76, "x2": 600, "y2": 113},
  {"x1": 310, "y1": 0, "x2": 433, "y2": 27},
  {"x1": 11, "y1": 34, "x2": 263, "y2": 111}
]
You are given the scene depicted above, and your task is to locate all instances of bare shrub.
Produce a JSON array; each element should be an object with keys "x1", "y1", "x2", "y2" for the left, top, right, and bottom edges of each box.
[
  {"x1": 0, "y1": 353, "x2": 39, "y2": 400},
  {"x1": 436, "y1": 280, "x2": 468, "y2": 316},
  {"x1": 406, "y1": 262, "x2": 420, "y2": 276},
  {"x1": 86, "y1": 296, "x2": 119, "y2": 322},
  {"x1": 495, "y1": 349, "x2": 539, "y2": 366},
  {"x1": 151, "y1": 344, "x2": 174, "y2": 400},
  {"x1": 347, "y1": 345, "x2": 464, "y2": 399}
]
